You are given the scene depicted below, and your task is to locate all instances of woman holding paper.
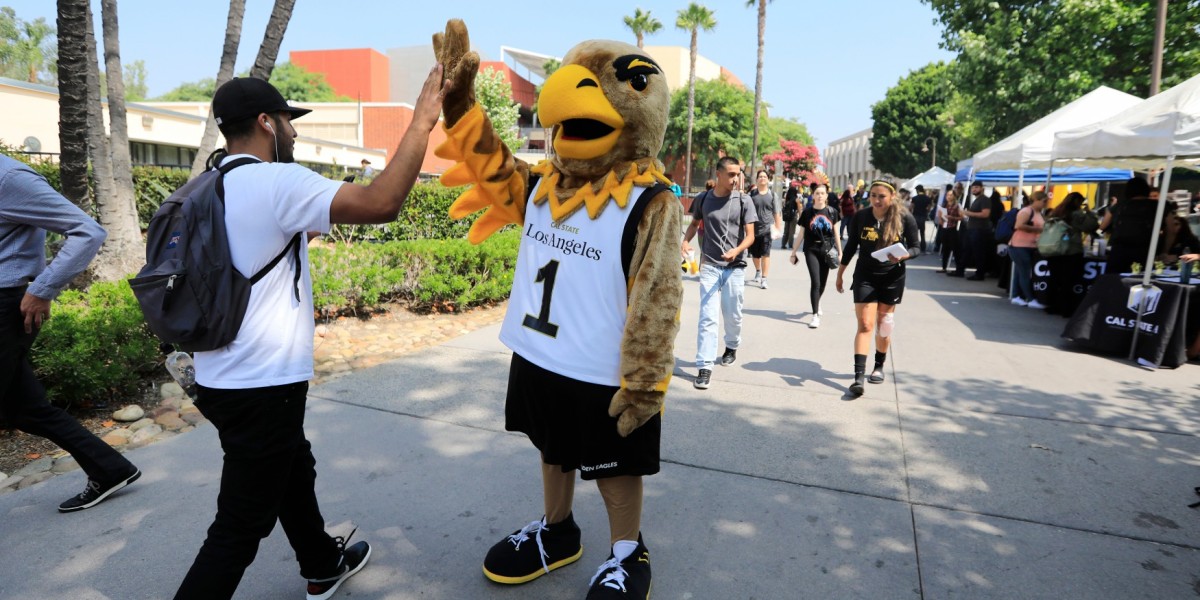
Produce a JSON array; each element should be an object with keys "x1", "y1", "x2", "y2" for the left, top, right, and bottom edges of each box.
[{"x1": 836, "y1": 179, "x2": 920, "y2": 397}]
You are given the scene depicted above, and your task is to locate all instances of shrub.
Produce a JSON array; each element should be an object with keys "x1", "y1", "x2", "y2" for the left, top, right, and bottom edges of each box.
[
  {"x1": 132, "y1": 166, "x2": 190, "y2": 227},
  {"x1": 30, "y1": 280, "x2": 161, "y2": 408},
  {"x1": 311, "y1": 230, "x2": 519, "y2": 314},
  {"x1": 326, "y1": 181, "x2": 477, "y2": 242}
]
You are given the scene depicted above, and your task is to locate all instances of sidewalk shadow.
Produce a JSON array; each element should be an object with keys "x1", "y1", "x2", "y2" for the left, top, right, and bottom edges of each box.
[
  {"x1": 742, "y1": 307, "x2": 810, "y2": 324},
  {"x1": 739, "y1": 356, "x2": 853, "y2": 398}
]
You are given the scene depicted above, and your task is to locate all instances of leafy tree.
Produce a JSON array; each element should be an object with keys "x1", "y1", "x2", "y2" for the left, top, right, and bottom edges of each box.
[
  {"x1": 0, "y1": 6, "x2": 56, "y2": 84},
  {"x1": 623, "y1": 8, "x2": 662, "y2": 48},
  {"x1": 476, "y1": 66, "x2": 523, "y2": 152},
  {"x1": 102, "y1": 59, "x2": 148, "y2": 101},
  {"x1": 870, "y1": 61, "x2": 956, "y2": 177},
  {"x1": 157, "y1": 77, "x2": 218, "y2": 101},
  {"x1": 268, "y1": 61, "x2": 347, "y2": 101},
  {"x1": 923, "y1": 0, "x2": 1200, "y2": 149},
  {"x1": 762, "y1": 140, "x2": 823, "y2": 187},
  {"x1": 759, "y1": 116, "x2": 813, "y2": 157},
  {"x1": 676, "y1": 2, "x2": 717, "y2": 194},
  {"x1": 663, "y1": 77, "x2": 754, "y2": 174}
]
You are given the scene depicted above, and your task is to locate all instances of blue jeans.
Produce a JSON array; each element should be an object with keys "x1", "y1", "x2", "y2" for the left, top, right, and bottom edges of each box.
[
  {"x1": 696, "y1": 263, "x2": 745, "y2": 369},
  {"x1": 1009, "y1": 246, "x2": 1036, "y2": 301}
]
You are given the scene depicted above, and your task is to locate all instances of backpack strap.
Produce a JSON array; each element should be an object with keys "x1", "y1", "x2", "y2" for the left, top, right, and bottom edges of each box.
[
  {"x1": 214, "y1": 156, "x2": 303, "y2": 301},
  {"x1": 621, "y1": 183, "x2": 671, "y2": 280}
]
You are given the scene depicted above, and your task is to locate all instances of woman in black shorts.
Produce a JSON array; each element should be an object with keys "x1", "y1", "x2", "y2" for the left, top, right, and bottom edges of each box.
[
  {"x1": 789, "y1": 183, "x2": 841, "y2": 328},
  {"x1": 836, "y1": 179, "x2": 920, "y2": 396}
]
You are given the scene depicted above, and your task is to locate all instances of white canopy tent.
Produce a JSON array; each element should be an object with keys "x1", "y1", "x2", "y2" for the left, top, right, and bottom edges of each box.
[
  {"x1": 1051, "y1": 72, "x2": 1200, "y2": 362},
  {"x1": 901, "y1": 166, "x2": 955, "y2": 194}
]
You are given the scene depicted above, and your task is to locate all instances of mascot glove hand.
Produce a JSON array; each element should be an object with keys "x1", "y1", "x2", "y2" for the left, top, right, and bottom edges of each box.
[
  {"x1": 433, "y1": 19, "x2": 480, "y2": 128},
  {"x1": 608, "y1": 389, "x2": 664, "y2": 438}
]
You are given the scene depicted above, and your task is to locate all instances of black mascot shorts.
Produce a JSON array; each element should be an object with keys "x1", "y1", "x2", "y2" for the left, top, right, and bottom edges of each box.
[{"x1": 505, "y1": 353, "x2": 660, "y2": 481}]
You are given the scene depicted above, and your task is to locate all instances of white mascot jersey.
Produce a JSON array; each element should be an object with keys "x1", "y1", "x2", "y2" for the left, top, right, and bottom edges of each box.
[{"x1": 500, "y1": 182, "x2": 649, "y2": 386}]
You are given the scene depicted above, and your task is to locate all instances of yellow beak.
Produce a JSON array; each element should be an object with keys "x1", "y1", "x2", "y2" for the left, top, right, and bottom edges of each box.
[{"x1": 538, "y1": 64, "x2": 625, "y2": 160}]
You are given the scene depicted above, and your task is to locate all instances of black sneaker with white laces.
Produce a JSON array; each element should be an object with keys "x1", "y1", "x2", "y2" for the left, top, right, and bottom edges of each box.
[
  {"x1": 58, "y1": 468, "x2": 140, "y2": 512},
  {"x1": 306, "y1": 530, "x2": 371, "y2": 600},
  {"x1": 483, "y1": 513, "x2": 583, "y2": 584},
  {"x1": 586, "y1": 535, "x2": 651, "y2": 599},
  {"x1": 719, "y1": 348, "x2": 737, "y2": 366},
  {"x1": 693, "y1": 369, "x2": 711, "y2": 390}
]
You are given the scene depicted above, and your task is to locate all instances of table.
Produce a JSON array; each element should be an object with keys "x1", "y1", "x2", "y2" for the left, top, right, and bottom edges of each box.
[
  {"x1": 1062, "y1": 274, "x2": 1198, "y2": 368},
  {"x1": 1031, "y1": 256, "x2": 1106, "y2": 306}
]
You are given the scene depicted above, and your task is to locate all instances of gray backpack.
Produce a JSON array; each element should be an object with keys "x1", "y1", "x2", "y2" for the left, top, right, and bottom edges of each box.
[{"x1": 129, "y1": 157, "x2": 300, "y2": 351}]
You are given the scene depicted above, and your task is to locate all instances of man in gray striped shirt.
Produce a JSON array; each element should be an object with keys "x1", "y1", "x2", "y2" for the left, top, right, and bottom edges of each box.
[{"x1": 0, "y1": 153, "x2": 140, "y2": 512}]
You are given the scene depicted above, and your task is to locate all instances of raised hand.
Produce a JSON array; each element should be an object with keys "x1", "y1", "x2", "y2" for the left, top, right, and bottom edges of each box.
[{"x1": 432, "y1": 19, "x2": 480, "y2": 128}]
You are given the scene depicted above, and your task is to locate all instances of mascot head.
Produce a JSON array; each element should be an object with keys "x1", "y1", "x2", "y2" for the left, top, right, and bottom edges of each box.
[{"x1": 538, "y1": 40, "x2": 669, "y2": 183}]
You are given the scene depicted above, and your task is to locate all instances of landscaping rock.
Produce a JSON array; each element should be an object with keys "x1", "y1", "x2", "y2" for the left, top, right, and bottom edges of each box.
[
  {"x1": 160, "y1": 382, "x2": 184, "y2": 399},
  {"x1": 156, "y1": 414, "x2": 187, "y2": 431},
  {"x1": 146, "y1": 406, "x2": 176, "y2": 419},
  {"x1": 13, "y1": 456, "x2": 53, "y2": 478},
  {"x1": 102, "y1": 431, "x2": 129, "y2": 447},
  {"x1": 129, "y1": 425, "x2": 163, "y2": 446},
  {"x1": 180, "y1": 410, "x2": 206, "y2": 426},
  {"x1": 0, "y1": 475, "x2": 22, "y2": 492},
  {"x1": 161, "y1": 396, "x2": 184, "y2": 410},
  {"x1": 128, "y1": 418, "x2": 156, "y2": 432},
  {"x1": 51, "y1": 456, "x2": 80, "y2": 473},
  {"x1": 112, "y1": 405, "x2": 145, "y2": 422},
  {"x1": 17, "y1": 471, "x2": 53, "y2": 489}
]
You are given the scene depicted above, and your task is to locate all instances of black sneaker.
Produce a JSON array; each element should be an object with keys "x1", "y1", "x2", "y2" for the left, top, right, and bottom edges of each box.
[
  {"x1": 868, "y1": 367, "x2": 885, "y2": 384},
  {"x1": 693, "y1": 369, "x2": 711, "y2": 390},
  {"x1": 586, "y1": 535, "x2": 652, "y2": 599},
  {"x1": 306, "y1": 530, "x2": 371, "y2": 600},
  {"x1": 849, "y1": 373, "x2": 865, "y2": 397},
  {"x1": 58, "y1": 468, "x2": 141, "y2": 512},
  {"x1": 483, "y1": 513, "x2": 583, "y2": 585},
  {"x1": 719, "y1": 348, "x2": 737, "y2": 366}
]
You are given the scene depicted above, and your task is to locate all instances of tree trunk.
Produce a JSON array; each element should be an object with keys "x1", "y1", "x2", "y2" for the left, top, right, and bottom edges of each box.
[
  {"x1": 96, "y1": 0, "x2": 144, "y2": 280},
  {"x1": 636, "y1": 32, "x2": 644, "y2": 49},
  {"x1": 684, "y1": 30, "x2": 698, "y2": 196},
  {"x1": 190, "y1": 0, "x2": 246, "y2": 178},
  {"x1": 750, "y1": 0, "x2": 765, "y2": 175},
  {"x1": 248, "y1": 0, "x2": 296, "y2": 80},
  {"x1": 56, "y1": 0, "x2": 90, "y2": 209}
]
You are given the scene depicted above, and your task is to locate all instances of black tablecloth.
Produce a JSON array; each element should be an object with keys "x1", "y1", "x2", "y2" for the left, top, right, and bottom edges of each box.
[
  {"x1": 1032, "y1": 257, "x2": 1106, "y2": 305},
  {"x1": 1063, "y1": 274, "x2": 1198, "y2": 368}
]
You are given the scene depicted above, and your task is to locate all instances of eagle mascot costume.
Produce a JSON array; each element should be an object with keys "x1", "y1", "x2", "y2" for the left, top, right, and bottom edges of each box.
[{"x1": 433, "y1": 19, "x2": 682, "y2": 599}]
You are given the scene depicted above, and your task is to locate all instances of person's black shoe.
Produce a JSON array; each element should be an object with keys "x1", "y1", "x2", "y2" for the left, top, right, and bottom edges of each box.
[
  {"x1": 586, "y1": 535, "x2": 652, "y2": 599},
  {"x1": 966, "y1": 275, "x2": 986, "y2": 281},
  {"x1": 307, "y1": 530, "x2": 371, "y2": 600},
  {"x1": 483, "y1": 514, "x2": 583, "y2": 585},
  {"x1": 868, "y1": 367, "x2": 885, "y2": 384},
  {"x1": 849, "y1": 373, "x2": 865, "y2": 397},
  {"x1": 58, "y1": 468, "x2": 140, "y2": 513},
  {"x1": 693, "y1": 369, "x2": 711, "y2": 390},
  {"x1": 719, "y1": 348, "x2": 737, "y2": 366},
  {"x1": 947, "y1": 272, "x2": 964, "y2": 278}
]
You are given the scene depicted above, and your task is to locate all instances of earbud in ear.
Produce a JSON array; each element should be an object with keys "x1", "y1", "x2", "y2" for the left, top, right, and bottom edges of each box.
[{"x1": 263, "y1": 120, "x2": 275, "y2": 134}]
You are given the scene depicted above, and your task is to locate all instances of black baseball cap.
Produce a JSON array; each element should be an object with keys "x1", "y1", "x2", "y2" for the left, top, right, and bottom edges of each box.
[{"x1": 212, "y1": 77, "x2": 312, "y2": 126}]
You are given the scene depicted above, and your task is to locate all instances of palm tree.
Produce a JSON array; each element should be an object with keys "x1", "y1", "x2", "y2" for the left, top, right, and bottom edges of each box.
[
  {"x1": 747, "y1": 0, "x2": 770, "y2": 174},
  {"x1": 676, "y1": 3, "x2": 716, "y2": 196},
  {"x1": 249, "y1": 0, "x2": 296, "y2": 80},
  {"x1": 55, "y1": 0, "x2": 90, "y2": 207},
  {"x1": 190, "y1": 0, "x2": 246, "y2": 178},
  {"x1": 623, "y1": 8, "x2": 662, "y2": 49}
]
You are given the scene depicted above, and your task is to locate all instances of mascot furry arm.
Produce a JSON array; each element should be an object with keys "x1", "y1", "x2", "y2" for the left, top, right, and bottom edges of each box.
[{"x1": 433, "y1": 20, "x2": 682, "y2": 437}]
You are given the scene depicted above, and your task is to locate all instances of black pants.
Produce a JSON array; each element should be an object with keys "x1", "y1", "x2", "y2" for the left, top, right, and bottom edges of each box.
[
  {"x1": 176, "y1": 381, "x2": 339, "y2": 600},
  {"x1": 915, "y1": 219, "x2": 928, "y2": 252},
  {"x1": 781, "y1": 216, "x2": 798, "y2": 249},
  {"x1": 939, "y1": 229, "x2": 959, "y2": 270},
  {"x1": 1045, "y1": 254, "x2": 1084, "y2": 316},
  {"x1": 803, "y1": 247, "x2": 831, "y2": 313},
  {"x1": 0, "y1": 286, "x2": 134, "y2": 485},
  {"x1": 955, "y1": 229, "x2": 989, "y2": 277}
]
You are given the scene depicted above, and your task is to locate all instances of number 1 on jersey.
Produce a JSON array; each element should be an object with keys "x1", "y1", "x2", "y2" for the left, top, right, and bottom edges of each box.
[{"x1": 522, "y1": 259, "x2": 560, "y2": 338}]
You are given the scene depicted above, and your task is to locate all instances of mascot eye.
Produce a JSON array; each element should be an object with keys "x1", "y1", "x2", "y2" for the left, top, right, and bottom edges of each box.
[{"x1": 630, "y1": 74, "x2": 648, "y2": 92}]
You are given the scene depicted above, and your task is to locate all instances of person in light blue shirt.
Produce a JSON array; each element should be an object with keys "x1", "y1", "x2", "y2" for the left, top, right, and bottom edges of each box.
[{"x1": 0, "y1": 153, "x2": 141, "y2": 512}]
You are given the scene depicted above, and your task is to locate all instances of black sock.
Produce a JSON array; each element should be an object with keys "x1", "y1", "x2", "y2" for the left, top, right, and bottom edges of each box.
[
  {"x1": 874, "y1": 351, "x2": 887, "y2": 370},
  {"x1": 854, "y1": 354, "x2": 867, "y2": 377}
]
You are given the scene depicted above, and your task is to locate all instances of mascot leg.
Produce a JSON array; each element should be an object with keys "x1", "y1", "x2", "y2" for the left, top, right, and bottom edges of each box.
[
  {"x1": 587, "y1": 475, "x2": 652, "y2": 598},
  {"x1": 542, "y1": 461, "x2": 576, "y2": 523}
]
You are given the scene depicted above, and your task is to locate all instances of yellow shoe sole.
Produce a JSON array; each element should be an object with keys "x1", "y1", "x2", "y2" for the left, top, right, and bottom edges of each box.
[{"x1": 482, "y1": 545, "x2": 584, "y2": 585}]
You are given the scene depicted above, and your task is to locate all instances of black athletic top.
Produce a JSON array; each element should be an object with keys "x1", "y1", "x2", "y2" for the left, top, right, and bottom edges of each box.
[{"x1": 841, "y1": 209, "x2": 921, "y2": 277}]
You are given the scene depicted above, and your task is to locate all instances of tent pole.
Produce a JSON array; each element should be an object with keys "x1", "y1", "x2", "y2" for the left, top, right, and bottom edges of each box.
[
  {"x1": 1127, "y1": 155, "x2": 1176, "y2": 363},
  {"x1": 1010, "y1": 168, "x2": 1026, "y2": 300}
]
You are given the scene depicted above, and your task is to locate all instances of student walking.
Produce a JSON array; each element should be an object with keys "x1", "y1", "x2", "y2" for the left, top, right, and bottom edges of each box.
[
  {"x1": 681, "y1": 157, "x2": 757, "y2": 390},
  {"x1": 748, "y1": 170, "x2": 782, "y2": 289},
  {"x1": 836, "y1": 180, "x2": 920, "y2": 397},
  {"x1": 935, "y1": 189, "x2": 963, "y2": 272},
  {"x1": 174, "y1": 69, "x2": 447, "y2": 600},
  {"x1": 0, "y1": 154, "x2": 141, "y2": 513},
  {"x1": 789, "y1": 183, "x2": 841, "y2": 328}
]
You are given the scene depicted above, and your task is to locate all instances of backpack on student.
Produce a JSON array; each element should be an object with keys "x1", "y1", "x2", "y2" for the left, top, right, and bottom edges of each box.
[
  {"x1": 129, "y1": 156, "x2": 301, "y2": 352},
  {"x1": 994, "y1": 206, "x2": 1021, "y2": 244},
  {"x1": 1037, "y1": 218, "x2": 1074, "y2": 257}
]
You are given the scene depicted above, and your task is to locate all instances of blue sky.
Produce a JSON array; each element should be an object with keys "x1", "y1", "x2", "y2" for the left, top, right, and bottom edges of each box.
[{"x1": 6, "y1": 0, "x2": 954, "y2": 151}]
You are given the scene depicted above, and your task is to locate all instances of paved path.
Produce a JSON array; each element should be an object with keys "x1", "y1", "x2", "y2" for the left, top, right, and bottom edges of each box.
[{"x1": 1, "y1": 247, "x2": 1197, "y2": 599}]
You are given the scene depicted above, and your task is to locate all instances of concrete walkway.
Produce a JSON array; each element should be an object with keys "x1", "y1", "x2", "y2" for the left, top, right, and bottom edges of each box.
[{"x1": 1, "y1": 247, "x2": 1197, "y2": 599}]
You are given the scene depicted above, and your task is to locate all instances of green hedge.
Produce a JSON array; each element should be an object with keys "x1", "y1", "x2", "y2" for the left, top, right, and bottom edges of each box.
[
  {"x1": 311, "y1": 229, "x2": 519, "y2": 315},
  {"x1": 325, "y1": 181, "x2": 478, "y2": 242},
  {"x1": 30, "y1": 280, "x2": 161, "y2": 408}
]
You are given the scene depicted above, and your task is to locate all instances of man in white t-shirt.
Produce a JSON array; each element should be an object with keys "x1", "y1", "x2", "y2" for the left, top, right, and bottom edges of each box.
[{"x1": 174, "y1": 70, "x2": 446, "y2": 600}]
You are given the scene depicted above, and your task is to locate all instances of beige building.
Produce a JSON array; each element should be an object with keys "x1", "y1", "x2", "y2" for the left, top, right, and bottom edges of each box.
[
  {"x1": 643, "y1": 46, "x2": 745, "y2": 92},
  {"x1": 824, "y1": 128, "x2": 889, "y2": 193},
  {"x1": 0, "y1": 77, "x2": 386, "y2": 173}
]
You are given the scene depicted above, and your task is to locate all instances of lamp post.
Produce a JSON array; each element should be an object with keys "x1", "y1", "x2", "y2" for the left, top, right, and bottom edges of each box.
[{"x1": 921, "y1": 137, "x2": 937, "y2": 169}]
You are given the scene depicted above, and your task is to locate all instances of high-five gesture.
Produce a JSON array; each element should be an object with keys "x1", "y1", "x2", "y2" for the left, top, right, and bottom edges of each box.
[{"x1": 432, "y1": 19, "x2": 480, "y2": 128}]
